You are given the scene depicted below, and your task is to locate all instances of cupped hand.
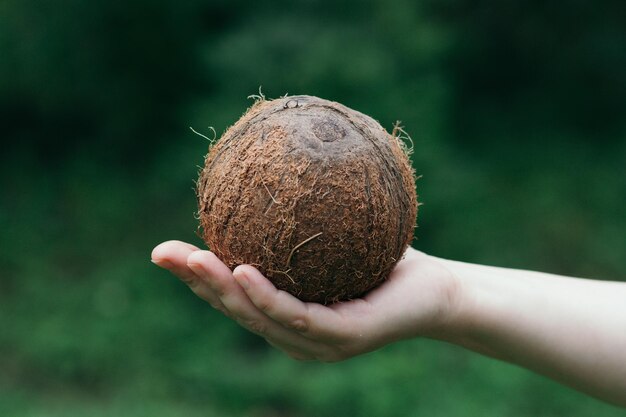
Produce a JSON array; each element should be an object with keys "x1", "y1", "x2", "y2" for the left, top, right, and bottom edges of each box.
[{"x1": 151, "y1": 240, "x2": 459, "y2": 362}]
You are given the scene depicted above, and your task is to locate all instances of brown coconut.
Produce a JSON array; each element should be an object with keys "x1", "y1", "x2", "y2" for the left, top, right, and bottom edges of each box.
[{"x1": 197, "y1": 95, "x2": 417, "y2": 304}]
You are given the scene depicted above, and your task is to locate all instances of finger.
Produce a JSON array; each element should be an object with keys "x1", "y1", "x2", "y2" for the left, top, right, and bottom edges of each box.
[
  {"x1": 153, "y1": 239, "x2": 200, "y2": 253},
  {"x1": 233, "y1": 265, "x2": 356, "y2": 343},
  {"x1": 151, "y1": 240, "x2": 201, "y2": 283},
  {"x1": 187, "y1": 251, "x2": 328, "y2": 354},
  {"x1": 151, "y1": 241, "x2": 227, "y2": 313}
]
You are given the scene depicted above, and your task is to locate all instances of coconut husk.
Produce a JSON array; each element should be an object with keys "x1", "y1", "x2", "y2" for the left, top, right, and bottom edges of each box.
[{"x1": 197, "y1": 95, "x2": 417, "y2": 304}]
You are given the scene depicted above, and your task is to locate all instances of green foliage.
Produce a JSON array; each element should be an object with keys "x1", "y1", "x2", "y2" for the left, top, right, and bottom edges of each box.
[{"x1": 1, "y1": 0, "x2": 624, "y2": 415}]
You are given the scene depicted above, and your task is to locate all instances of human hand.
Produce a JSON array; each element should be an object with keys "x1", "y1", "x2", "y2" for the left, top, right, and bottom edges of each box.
[{"x1": 151, "y1": 241, "x2": 460, "y2": 361}]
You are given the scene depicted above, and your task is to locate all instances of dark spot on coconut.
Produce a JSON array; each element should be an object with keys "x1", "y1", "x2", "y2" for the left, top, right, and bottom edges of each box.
[
  {"x1": 197, "y1": 95, "x2": 417, "y2": 304},
  {"x1": 312, "y1": 119, "x2": 346, "y2": 143}
]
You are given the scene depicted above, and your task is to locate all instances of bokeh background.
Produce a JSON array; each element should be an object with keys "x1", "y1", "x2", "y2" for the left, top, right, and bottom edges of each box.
[{"x1": 1, "y1": 0, "x2": 625, "y2": 416}]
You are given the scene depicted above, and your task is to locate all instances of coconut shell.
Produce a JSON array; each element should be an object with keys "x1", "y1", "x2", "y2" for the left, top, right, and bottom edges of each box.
[{"x1": 197, "y1": 95, "x2": 417, "y2": 304}]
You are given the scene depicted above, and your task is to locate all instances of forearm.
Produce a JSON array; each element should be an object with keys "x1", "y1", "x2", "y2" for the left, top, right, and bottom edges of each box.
[{"x1": 435, "y1": 257, "x2": 626, "y2": 407}]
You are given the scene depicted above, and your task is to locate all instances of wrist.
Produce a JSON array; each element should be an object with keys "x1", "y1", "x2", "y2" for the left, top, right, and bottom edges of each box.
[
  {"x1": 425, "y1": 256, "x2": 466, "y2": 342},
  {"x1": 402, "y1": 251, "x2": 468, "y2": 340},
  {"x1": 430, "y1": 258, "x2": 518, "y2": 360},
  {"x1": 422, "y1": 256, "x2": 483, "y2": 345}
]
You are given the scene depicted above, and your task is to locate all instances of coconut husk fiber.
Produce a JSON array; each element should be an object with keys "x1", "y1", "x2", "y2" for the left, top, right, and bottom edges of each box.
[{"x1": 197, "y1": 95, "x2": 417, "y2": 304}]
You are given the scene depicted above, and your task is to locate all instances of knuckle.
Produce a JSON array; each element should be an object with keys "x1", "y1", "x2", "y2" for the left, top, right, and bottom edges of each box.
[
  {"x1": 213, "y1": 286, "x2": 227, "y2": 298},
  {"x1": 255, "y1": 295, "x2": 274, "y2": 313},
  {"x1": 286, "y1": 317, "x2": 309, "y2": 333},
  {"x1": 244, "y1": 319, "x2": 267, "y2": 336}
]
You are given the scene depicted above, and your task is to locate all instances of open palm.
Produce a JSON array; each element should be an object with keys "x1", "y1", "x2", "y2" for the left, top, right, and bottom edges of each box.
[{"x1": 151, "y1": 240, "x2": 457, "y2": 361}]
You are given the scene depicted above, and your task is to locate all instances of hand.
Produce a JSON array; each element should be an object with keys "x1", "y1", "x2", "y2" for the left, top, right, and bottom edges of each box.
[{"x1": 151, "y1": 241, "x2": 459, "y2": 362}]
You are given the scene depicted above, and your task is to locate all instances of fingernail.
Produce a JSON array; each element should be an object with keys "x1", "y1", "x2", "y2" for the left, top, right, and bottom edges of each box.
[
  {"x1": 151, "y1": 259, "x2": 174, "y2": 269},
  {"x1": 235, "y1": 270, "x2": 249, "y2": 289}
]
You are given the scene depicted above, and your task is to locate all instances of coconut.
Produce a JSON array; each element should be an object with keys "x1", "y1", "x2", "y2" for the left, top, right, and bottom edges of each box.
[{"x1": 197, "y1": 95, "x2": 417, "y2": 304}]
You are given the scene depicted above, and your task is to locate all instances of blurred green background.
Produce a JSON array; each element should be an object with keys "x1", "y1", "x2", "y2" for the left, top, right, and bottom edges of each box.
[{"x1": 1, "y1": 0, "x2": 625, "y2": 415}]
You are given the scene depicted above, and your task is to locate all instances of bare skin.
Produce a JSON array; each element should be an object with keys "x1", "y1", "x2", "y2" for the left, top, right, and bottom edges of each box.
[{"x1": 151, "y1": 240, "x2": 626, "y2": 407}]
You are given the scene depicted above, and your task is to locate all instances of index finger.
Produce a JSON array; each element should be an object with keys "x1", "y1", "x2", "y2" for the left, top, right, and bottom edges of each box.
[{"x1": 151, "y1": 240, "x2": 201, "y2": 284}]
